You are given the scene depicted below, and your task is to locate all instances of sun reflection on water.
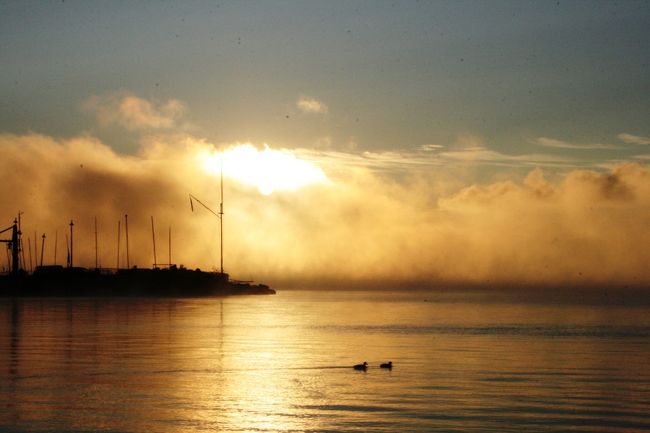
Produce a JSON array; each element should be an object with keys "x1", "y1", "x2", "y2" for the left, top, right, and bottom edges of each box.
[{"x1": 1, "y1": 292, "x2": 650, "y2": 432}]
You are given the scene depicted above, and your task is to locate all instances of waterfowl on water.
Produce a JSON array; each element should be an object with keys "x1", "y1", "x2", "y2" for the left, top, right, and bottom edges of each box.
[
  {"x1": 353, "y1": 362, "x2": 368, "y2": 371},
  {"x1": 380, "y1": 361, "x2": 393, "y2": 369}
]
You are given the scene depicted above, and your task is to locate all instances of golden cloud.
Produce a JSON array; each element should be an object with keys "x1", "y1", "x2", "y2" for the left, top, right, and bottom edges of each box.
[
  {"x1": 296, "y1": 96, "x2": 328, "y2": 114},
  {"x1": 83, "y1": 92, "x2": 187, "y2": 130},
  {"x1": 1, "y1": 132, "x2": 649, "y2": 290}
]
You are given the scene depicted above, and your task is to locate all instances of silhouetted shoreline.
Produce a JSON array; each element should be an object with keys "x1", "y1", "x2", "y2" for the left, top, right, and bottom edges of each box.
[{"x1": 0, "y1": 265, "x2": 275, "y2": 298}]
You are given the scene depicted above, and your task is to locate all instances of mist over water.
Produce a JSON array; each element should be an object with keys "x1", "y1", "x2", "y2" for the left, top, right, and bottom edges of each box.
[
  {"x1": 1, "y1": 290, "x2": 649, "y2": 432},
  {"x1": 1, "y1": 132, "x2": 649, "y2": 288},
  {"x1": 2, "y1": 4, "x2": 650, "y2": 431}
]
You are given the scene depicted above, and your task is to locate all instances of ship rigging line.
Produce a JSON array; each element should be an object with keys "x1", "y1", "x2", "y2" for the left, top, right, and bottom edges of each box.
[
  {"x1": 189, "y1": 195, "x2": 221, "y2": 218},
  {"x1": 189, "y1": 193, "x2": 224, "y2": 274}
]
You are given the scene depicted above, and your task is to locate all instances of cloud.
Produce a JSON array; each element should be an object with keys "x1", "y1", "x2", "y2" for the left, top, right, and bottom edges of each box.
[
  {"x1": 1, "y1": 131, "x2": 649, "y2": 290},
  {"x1": 300, "y1": 146, "x2": 580, "y2": 174},
  {"x1": 296, "y1": 96, "x2": 328, "y2": 114},
  {"x1": 437, "y1": 149, "x2": 572, "y2": 167},
  {"x1": 532, "y1": 137, "x2": 621, "y2": 150},
  {"x1": 420, "y1": 143, "x2": 444, "y2": 151},
  {"x1": 84, "y1": 92, "x2": 187, "y2": 130},
  {"x1": 618, "y1": 133, "x2": 650, "y2": 145}
]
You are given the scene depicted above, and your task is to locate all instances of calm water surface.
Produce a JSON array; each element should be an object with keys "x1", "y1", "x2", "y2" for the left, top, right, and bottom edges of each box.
[{"x1": 1, "y1": 289, "x2": 649, "y2": 432}]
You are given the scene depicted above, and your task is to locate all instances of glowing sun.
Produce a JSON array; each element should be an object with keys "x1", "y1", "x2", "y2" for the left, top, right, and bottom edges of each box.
[{"x1": 202, "y1": 144, "x2": 328, "y2": 195}]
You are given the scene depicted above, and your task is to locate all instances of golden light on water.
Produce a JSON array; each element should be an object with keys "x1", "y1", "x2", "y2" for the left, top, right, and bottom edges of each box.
[{"x1": 202, "y1": 144, "x2": 328, "y2": 195}]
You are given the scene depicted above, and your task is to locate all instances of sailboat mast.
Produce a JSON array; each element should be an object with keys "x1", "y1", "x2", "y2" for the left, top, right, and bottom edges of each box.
[
  {"x1": 125, "y1": 214, "x2": 130, "y2": 269},
  {"x1": 27, "y1": 236, "x2": 32, "y2": 272},
  {"x1": 94, "y1": 216, "x2": 98, "y2": 269},
  {"x1": 116, "y1": 221, "x2": 121, "y2": 269},
  {"x1": 40, "y1": 234, "x2": 45, "y2": 267},
  {"x1": 53, "y1": 230, "x2": 57, "y2": 266},
  {"x1": 151, "y1": 216, "x2": 157, "y2": 269},
  {"x1": 18, "y1": 212, "x2": 25, "y2": 272},
  {"x1": 220, "y1": 159, "x2": 224, "y2": 274},
  {"x1": 11, "y1": 219, "x2": 20, "y2": 274},
  {"x1": 69, "y1": 220, "x2": 74, "y2": 268}
]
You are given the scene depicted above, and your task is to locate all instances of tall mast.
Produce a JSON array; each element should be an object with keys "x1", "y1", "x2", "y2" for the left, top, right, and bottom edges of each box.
[
  {"x1": 151, "y1": 216, "x2": 157, "y2": 269},
  {"x1": 220, "y1": 158, "x2": 224, "y2": 274},
  {"x1": 94, "y1": 216, "x2": 98, "y2": 269},
  {"x1": 11, "y1": 219, "x2": 20, "y2": 274},
  {"x1": 168, "y1": 226, "x2": 172, "y2": 267},
  {"x1": 27, "y1": 236, "x2": 32, "y2": 272},
  {"x1": 124, "y1": 214, "x2": 130, "y2": 269},
  {"x1": 0, "y1": 219, "x2": 22, "y2": 275},
  {"x1": 189, "y1": 192, "x2": 222, "y2": 272},
  {"x1": 65, "y1": 234, "x2": 69, "y2": 267},
  {"x1": 116, "y1": 221, "x2": 121, "y2": 269},
  {"x1": 18, "y1": 212, "x2": 25, "y2": 271},
  {"x1": 40, "y1": 234, "x2": 45, "y2": 267},
  {"x1": 69, "y1": 220, "x2": 74, "y2": 268},
  {"x1": 53, "y1": 230, "x2": 57, "y2": 266}
]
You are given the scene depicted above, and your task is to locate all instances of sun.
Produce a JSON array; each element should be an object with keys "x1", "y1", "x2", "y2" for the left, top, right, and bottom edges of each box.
[{"x1": 201, "y1": 144, "x2": 328, "y2": 195}]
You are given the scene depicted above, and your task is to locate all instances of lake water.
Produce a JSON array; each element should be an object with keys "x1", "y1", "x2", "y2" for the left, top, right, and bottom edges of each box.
[{"x1": 1, "y1": 289, "x2": 649, "y2": 432}]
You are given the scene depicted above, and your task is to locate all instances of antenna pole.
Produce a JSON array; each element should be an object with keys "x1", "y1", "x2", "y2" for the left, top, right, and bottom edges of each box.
[
  {"x1": 40, "y1": 234, "x2": 45, "y2": 267},
  {"x1": 125, "y1": 214, "x2": 130, "y2": 269},
  {"x1": 69, "y1": 220, "x2": 74, "y2": 268},
  {"x1": 168, "y1": 226, "x2": 172, "y2": 267},
  {"x1": 34, "y1": 231, "x2": 37, "y2": 269},
  {"x1": 116, "y1": 221, "x2": 121, "y2": 269},
  {"x1": 53, "y1": 230, "x2": 58, "y2": 266},
  {"x1": 220, "y1": 158, "x2": 224, "y2": 274},
  {"x1": 151, "y1": 216, "x2": 157, "y2": 269}
]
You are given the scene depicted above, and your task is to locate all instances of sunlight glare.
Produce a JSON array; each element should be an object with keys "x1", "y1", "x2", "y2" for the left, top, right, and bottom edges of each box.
[{"x1": 202, "y1": 144, "x2": 327, "y2": 195}]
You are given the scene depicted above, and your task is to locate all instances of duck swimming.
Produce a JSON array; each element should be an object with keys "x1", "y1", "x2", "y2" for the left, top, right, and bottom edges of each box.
[
  {"x1": 353, "y1": 362, "x2": 368, "y2": 371},
  {"x1": 380, "y1": 361, "x2": 392, "y2": 369}
]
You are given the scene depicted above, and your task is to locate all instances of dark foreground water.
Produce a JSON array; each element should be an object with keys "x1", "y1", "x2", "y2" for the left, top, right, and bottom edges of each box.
[{"x1": 1, "y1": 289, "x2": 649, "y2": 432}]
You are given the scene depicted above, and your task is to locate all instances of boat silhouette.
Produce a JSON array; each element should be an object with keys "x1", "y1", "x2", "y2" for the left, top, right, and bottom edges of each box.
[
  {"x1": 0, "y1": 263, "x2": 273, "y2": 297},
  {"x1": 0, "y1": 175, "x2": 274, "y2": 297},
  {"x1": 0, "y1": 215, "x2": 273, "y2": 298}
]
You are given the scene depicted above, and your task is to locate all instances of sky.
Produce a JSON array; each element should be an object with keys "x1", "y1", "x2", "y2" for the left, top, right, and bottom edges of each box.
[{"x1": 1, "y1": 1, "x2": 649, "y2": 289}]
